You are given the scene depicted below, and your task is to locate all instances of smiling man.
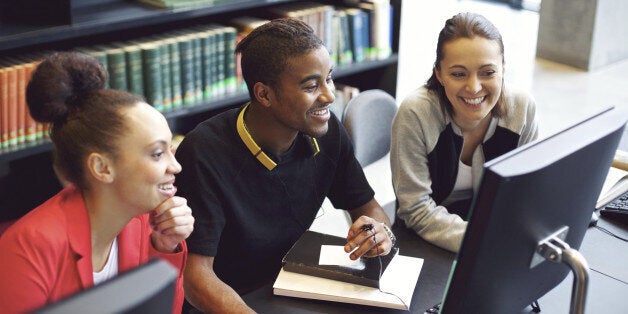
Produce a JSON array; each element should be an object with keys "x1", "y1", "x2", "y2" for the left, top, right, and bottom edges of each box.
[{"x1": 175, "y1": 18, "x2": 394, "y2": 313}]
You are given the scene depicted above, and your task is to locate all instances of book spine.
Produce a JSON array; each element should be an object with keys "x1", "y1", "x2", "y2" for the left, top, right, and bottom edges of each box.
[
  {"x1": 167, "y1": 38, "x2": 183, "y2": 109},
  {"x1": 106, "y1": 48, "x2": 128, "y2": 91},
  {"x1": 190, "y1": 33, "x2": 204, "y2": 103},
  {"x1": 348, "y1": 10, "x2": 367, "y2": 63},
  {"x1": 141, "y1": 43, "x2": 164, "y2": 112},
  {"x1": 177, "y1": 35, "x2": 196, "y2": 106},
  {"x1": 158, "y1": 41, "x2": 173, "y2": 112},
  {"x1": 210, "y1": 30, "x2": 220, "y2": 98},
  {"x1": 14, "y1": 64, "x2": 26, "y2": 146},
  {"x1": 125, "y1": 45, "x2": 145, "y2": 96},
  {"x1": 23, "y1": 62, "x2": 38, "y2": 143},
  {"x1": 224, "y1": 26, "x2": 237, "y2": 95},
  {"x1": 0, "y1": 68, "x2": 8, "y2": 149},
  {"x1": 235, "y1": 32, "x2": 245, "y2": 92},
  {"x1": 197, "y1": 29, "x2": 213, "y2": 100},
  {"x1": 215, "y1": 29, "x2": 226, "y2": 97},
  {"x1": 5, "y1": 65, "x2": 18, "y2": 148}
]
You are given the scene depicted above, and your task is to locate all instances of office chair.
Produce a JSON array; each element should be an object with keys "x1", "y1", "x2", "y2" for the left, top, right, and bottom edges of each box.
[
  {"x1": 342, "y1": 89, "x2": 398, "y2": 168},
  {"x1": 342, "y1": 89, "x2": 398, "y2": 224}
]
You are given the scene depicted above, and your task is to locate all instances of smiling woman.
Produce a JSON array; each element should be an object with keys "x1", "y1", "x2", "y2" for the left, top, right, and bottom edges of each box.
[
  {"x1": 0, "y1": 51, "x2": 193, "y2": 314},
  {"x1": 390, "y1": 12, "x2": 539, "y2": 253}
]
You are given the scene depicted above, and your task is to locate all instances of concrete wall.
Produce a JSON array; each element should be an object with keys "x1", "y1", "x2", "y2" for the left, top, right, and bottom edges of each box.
[{"x1": 536, "y1": 0, "x2": 628, "y2": 70}]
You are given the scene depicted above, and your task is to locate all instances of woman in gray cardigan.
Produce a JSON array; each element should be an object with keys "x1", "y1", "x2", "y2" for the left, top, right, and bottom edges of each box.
[{"x1": 391, "y1": 12, "x2": 538, "y2": 252}]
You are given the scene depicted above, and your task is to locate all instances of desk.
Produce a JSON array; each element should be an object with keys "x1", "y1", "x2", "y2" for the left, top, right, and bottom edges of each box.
[{"x1": 242, "y1": 218, "x2": 628, "y2": 313}]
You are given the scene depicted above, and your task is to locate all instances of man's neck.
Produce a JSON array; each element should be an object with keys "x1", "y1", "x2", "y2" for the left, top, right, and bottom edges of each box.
[{"x1": 244, "y1": 103, "x2": 298, "y2": 155}]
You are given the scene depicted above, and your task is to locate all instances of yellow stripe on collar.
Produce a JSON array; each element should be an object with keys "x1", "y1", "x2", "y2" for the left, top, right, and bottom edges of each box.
[
  {"x1": 236, "y1": 103, "x2": 320, "y2": 170},
  {"x1": 237, "y1": 104, "x2": 277, "y2": 170}
]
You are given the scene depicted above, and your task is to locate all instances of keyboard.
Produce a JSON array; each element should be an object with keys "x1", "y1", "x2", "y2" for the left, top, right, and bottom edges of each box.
[{"x1": 600, "y1": 190, "x2": 628, "y2": 224}]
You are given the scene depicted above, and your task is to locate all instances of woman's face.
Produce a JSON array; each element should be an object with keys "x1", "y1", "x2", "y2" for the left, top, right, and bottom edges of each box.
[
  {"x1": 111, "y1": 102, "x2": 181, "y2": 214},
  {"x1": 435, "y1": 36, "x2": 504, "y2": 130}
]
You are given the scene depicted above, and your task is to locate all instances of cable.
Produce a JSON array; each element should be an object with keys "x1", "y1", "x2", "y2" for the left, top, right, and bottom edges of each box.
[
  {"x1": 368, "y1": 227, "x2": 409, "y2": 310},
  {"x1": 595, "y1": 225, "x2": 628, "y2": 242}
]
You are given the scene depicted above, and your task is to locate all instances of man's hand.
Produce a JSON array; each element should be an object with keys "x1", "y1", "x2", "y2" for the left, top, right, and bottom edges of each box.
[
  {"x1": 150, "y1": 196, "x2": 194, "y2": 253},
  {"x1": 344, "y1": 215, "x2": 394, "y2": 260}
]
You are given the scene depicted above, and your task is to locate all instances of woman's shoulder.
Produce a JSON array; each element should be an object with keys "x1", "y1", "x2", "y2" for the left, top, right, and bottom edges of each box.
[
  {"x1": 0, "y1": 188, "x2": 78, "y2": 250},
  {"x1": 503, "y1": 86, "x2": 536, "y2": 111},
  {"x1": 398, "y1": 86, "x2": 446, "y2": 121}
]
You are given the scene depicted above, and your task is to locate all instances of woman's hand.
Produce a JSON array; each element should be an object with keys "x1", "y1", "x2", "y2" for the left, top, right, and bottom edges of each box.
[{"x1": 150, "y1": 196, "x2": 194, "y2": 253}]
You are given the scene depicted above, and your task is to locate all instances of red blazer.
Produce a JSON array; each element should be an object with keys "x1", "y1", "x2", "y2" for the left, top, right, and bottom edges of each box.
[{"x1": 0, "y1": 186, "x2": 187, "y2": 314}]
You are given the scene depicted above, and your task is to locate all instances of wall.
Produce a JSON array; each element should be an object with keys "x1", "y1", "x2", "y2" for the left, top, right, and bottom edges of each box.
[{"x1": 536, "y1": 0, "x2": 628, "y2": 70}]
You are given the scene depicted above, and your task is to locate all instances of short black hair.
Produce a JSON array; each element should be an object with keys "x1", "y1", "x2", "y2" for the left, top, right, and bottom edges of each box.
[{"x1": 236, "y1": 18, "x2": 324, "y2": 99}]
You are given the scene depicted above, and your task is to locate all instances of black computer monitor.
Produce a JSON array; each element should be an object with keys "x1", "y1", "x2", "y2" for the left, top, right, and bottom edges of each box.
[
  {"x1": 34, "y1": 258, "x2": 177, "y2": 314},
  {"x1": 440, "y1": 107, "x2": 627, "y2": 313}
]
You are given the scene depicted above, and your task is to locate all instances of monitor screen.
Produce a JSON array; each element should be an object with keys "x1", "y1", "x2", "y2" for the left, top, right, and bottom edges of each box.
[
  {"x1": 440, "y1": 107, "x2": 627, "y2": 313},
  {"x1": 34, "y1": 258, "x2": 177, "y2": 314}
]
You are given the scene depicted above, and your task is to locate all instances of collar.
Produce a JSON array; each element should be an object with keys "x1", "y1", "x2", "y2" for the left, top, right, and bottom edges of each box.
[{"x1": 236, "y1": 103, "x2": 320, "y2": 171}]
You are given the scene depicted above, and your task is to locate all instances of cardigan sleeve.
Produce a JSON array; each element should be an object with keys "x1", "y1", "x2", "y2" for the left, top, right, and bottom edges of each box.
[{"x1": 390, "y1": 91, "x2": 467, "y2": 252}]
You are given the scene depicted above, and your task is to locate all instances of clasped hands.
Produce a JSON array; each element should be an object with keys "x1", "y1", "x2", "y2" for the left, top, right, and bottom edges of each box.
[{"x1": 344, "y1": 216, "x2": 394, "y2": 260}]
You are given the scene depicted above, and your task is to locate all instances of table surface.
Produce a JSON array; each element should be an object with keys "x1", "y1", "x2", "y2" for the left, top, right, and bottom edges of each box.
[{"x1": 242, "y1": 216, "x2": 628, "y2": 314}]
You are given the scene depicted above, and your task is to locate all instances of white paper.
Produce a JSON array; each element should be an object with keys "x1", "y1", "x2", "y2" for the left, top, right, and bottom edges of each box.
[{"x1": 318, "y1": 245, "x2": 365, "y2": 270}]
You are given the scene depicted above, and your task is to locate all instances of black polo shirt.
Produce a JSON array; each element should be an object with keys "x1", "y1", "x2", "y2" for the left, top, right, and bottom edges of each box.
[{"x1": 175, "y1": 105, "x2": 374, "y2": 292}]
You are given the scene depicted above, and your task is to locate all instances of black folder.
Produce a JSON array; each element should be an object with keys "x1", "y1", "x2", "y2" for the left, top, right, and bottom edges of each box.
[{"x1": 281, "y1": 230, "x2": 399, "y2": 288}]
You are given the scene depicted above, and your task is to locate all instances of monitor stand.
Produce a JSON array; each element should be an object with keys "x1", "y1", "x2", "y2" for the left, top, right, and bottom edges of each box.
[{"x1": 530, "y1": 226, "x2": 589, "y2": 314}]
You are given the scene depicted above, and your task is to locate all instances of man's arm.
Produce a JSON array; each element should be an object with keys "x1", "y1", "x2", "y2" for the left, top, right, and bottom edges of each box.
[
  {"x1": 184, "y1": 253, "x2": 255, "y2": 314},
  {"x1": 344, "y1": 198, "x2": 395, "y2": 260}
]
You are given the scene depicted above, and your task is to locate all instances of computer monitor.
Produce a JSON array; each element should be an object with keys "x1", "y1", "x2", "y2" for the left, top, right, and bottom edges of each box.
[
  {"x1": 34, "y1": 258, "x2": 177, "y2": 314},
  {"x1": 440, "y1": 107, "x2": 627, "y2": 313}
]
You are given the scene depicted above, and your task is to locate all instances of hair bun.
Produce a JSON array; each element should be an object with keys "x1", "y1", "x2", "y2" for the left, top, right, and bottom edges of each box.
[{"x1": 26, "y1": 51, "x2": 108, "y2": 123}]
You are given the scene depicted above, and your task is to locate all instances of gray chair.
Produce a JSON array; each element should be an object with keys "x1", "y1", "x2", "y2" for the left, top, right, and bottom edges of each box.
[
  {"x1": 342, "y1": 89, "x2": 398, "y2": 168},
  {"x1": 342, "y1": 89, "x2": 398, "y2": 224}
]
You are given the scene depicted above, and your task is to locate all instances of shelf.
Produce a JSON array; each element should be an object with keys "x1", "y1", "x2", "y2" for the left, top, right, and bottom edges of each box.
[
  {"x1": 0, "y1": 54, "x2": 398, "y2": 163},
  {"x1": 0, "y1": 0, "x2": 294, "y2": 52}
]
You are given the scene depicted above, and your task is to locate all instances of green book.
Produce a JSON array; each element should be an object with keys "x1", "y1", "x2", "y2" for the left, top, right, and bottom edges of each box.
[
  {"x1": 189, "y1": 25, "x2": 215, "y2": 100},
  {"x1": 156, "y1": 39, "x2": 173, "y2": 112},
  {"x1": 104, "y1": 46, "x2": 128, "y2": 91},
  {"x1": 208, "y1": 27, "x2": 220, "y2": 99},
  {"x1": 214, "y1": 28, "x2": 226, "y2": 97},
  {"x1": 172, "y1": 34, "x2": 196, "y2": 107},
  {"x1": 140, "y1": 42, "x2": 164, "y2": 112},
  {"x1": 223, "y1": 26, "x2": 237, "y2": 95},
  {"x1": 164, "y1": 37, "x2": 183, "y2": 109},
  {"x1": 122, "y1": 44, "x2": 145, "y2": 96},
  {"x1": 189, "y1": 31, "x2": 204, "y2": 103}
]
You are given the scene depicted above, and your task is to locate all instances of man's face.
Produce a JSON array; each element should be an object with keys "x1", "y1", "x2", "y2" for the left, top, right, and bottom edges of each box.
[{"x1": 266, "y1": 46, "x2": 336, "y2": 138}]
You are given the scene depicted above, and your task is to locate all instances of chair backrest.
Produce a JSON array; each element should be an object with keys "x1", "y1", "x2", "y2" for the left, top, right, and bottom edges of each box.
[{"x1": 342, "y1": 89, "x2": 398, "y2": 167}]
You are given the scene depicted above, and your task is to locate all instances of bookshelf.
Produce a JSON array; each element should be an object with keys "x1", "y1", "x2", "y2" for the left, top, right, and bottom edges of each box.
[{"x1": 0, "y1": 0, "x2": 402, "y2": 221}]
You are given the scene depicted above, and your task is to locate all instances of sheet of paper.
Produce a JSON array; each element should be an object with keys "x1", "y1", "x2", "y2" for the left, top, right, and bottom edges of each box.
[{"x1": 319, "y1": 245, "x2": 365, "y2": 270}]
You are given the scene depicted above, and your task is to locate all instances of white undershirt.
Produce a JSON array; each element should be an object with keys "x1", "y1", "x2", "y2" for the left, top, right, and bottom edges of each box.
[
  {"x1": 443, "y1": 160, "x2": 473, "y2": 206},
  {"x1": 93, "y1": 237, "x2": 119, "y2": 285}
]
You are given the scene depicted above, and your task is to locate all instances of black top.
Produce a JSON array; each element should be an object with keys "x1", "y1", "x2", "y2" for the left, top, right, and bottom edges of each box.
[{"x1": 175, "y1": 105, "x2": 374, "y2": 292}]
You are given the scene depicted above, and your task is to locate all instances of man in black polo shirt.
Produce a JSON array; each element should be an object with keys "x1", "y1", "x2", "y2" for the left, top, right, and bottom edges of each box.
[{"x1": 175, "y1": 18, "x2": 395, "y2": 313}]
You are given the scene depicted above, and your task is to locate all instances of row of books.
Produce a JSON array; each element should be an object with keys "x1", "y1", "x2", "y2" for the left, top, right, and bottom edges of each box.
[
  {"x1": 0, "y1": 1, "x2": 393, "y2": 153},
  {"x1": 0, "y1": 59, "x2": 49, "y2": 150},
  {"x1": 78, "y1": 23, "x2": 240, "y2": 113},
  {"x1": 261, "y1": 0, "x2": 393, "y2": 66}
]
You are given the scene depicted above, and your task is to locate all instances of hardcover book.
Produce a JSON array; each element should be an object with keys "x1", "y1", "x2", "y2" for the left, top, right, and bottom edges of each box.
[{"x1": 281, "y1": 230, "x2": 399, "y2": 288}]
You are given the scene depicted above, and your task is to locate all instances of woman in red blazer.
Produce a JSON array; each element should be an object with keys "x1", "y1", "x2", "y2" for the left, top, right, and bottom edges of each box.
[{"x1": 0, "y1": 52, "x2": 194, "y2": 313}]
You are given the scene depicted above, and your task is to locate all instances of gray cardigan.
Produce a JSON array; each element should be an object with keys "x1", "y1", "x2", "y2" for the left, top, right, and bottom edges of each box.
[{"x1": 390, "y1": 86, "x2": 538, "y2": 252}]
